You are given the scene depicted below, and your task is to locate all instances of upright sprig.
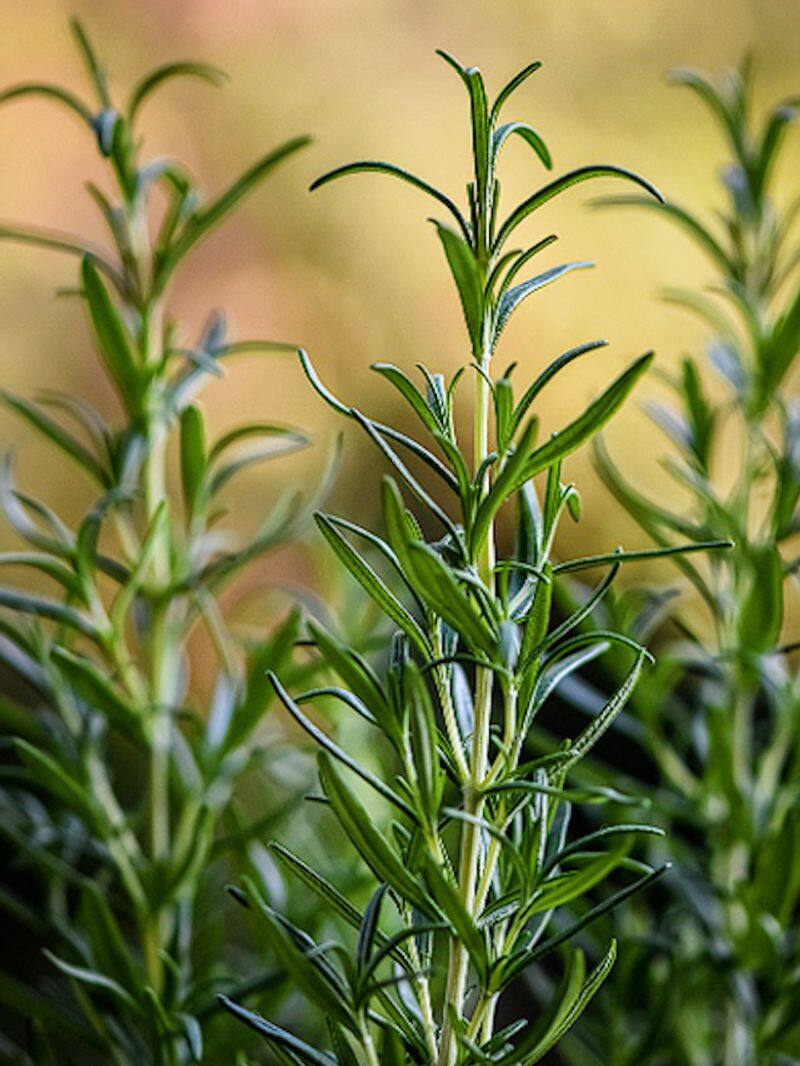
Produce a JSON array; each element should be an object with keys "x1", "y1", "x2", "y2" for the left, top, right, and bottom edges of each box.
[
  {"x1": 0, "y1": 20, "x2": 316, "y2": 1064},
  {"x1": 222, "y1": 52, "x2": 725, "y2": 1065},
  {"x1": 567, "y1": 59, "x2": 800, "y2": 1065}
]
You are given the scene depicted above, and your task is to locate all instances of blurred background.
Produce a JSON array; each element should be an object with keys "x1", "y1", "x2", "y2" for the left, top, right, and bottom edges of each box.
[{"x1": 1, "y1": 0, "x2": 799, "y2": 598}]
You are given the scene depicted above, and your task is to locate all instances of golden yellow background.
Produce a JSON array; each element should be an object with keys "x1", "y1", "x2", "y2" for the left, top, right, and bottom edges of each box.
[{"x1": 1, "y1": 0, "x2": 798, "y2": 596}]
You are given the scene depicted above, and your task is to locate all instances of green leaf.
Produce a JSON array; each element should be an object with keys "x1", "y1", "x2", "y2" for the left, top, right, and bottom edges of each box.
[
  {"x1": 492, "y1": 121, "x2": 552, "y2": 171},
  {"x1": 221, "y1": 609, "x2": 300, "y2": 753},
  {"x1": 311, "y1": 161, "x2": 470, "y2": 242},
  {"x1": 318, "y1": 752, "x2": 433, "y2": 915},
  {"x1": 51, "y1": 647, "x2": 143, "y2": 743},
  {"x1": 81, "y1": 257, "x2": 142, "y2": 413},
  {"x1": 315, "y1": 512, "x2": 430, "y2": 656},
  {"x1": 0, "y1": 223, "x2": 122, "y2": 288},
  {"x1": 494, "y1": 866, "x2": 667, "y2": 988},
  {"x1": 268, "y1": 670, "x2": 415, "y2": 818},
  {"x1": 668, "y1": 66, "x2": 736, "y2": 141},
  {"x1": 493, "y1": 262, "x2": 593, "y2": 346},
  {"x1": 306, "y1": 618, "x2": 391, "y2": 728},
  {"x1": 127, "y1": 61, "x2": 227, "y2": 122},
  {"x1": 209, "y1": 431, "x2": 309, "y2": 495},
  {"x1": 356, "y1": 885, "x2": 388, "y2": 973},
  {"x1": 352, "y1": 410, "x2": 461, "y2": 541},
  {"x1": 0, "y1": 81, "x2": 93, "y2": 124},
  {"x1": 563, "y1": 646, "x2": 649, "y2": 769},
  {"x1": 525, "y1": 844, "x2": 629, "y2": 916},
  {"x1": 371, "y1": 363, "x2": 443, "y2": 434},
  {"x1": 165, "y1": 136, "x2": 311, "y2": 272},
  {"x1": 596, "y1": 196, "x2": 734, "y2": 275},
  {"x1": 471, "y1": 416, "x2": 540, "y2": 556},
  {"x1": 14, "y1": 740, "x2": 95, "y2": 820},
  {"x1": 737, "y1": 545, "x2": 783, "y2": 654},
  {"x1": 491, "y1": 61, "x2": 543, "y2": 123},
  {"x1": 219, "y1": 997, "x2": 336, "y2": 1066},
  {"x1": 270, "y1": 843, "x2": 363, "y2": 930},
  {"x1": 235, "y1": 877, "x2": 353, "y2": 1026},
  {"x1": 513, "y1": 941, "x2": 617, "y2": 1064},
  {"x1": 0, "y1": 551, "x2": 82, "y2": 598},
  {"x1": 495, "y1": 166, "x2": 664, "y2": 250},
  {"x1": 518, "y1": 352, "x2": 654, "y2": 484},
  {"x1": 69, "y1": 18, "x2": 110, "y2": 107},
  {"x1": 0, "y1": 586, "x2": 96, "y2": 637},
  {"x1": 44, "y1": 950, "x2": 140, "y2": 1013},
  {"x1": 435, "y1": 51, "x2": 490, "y2": 204},
  {"x1": 424, "y1": 852, "x2": 490, "y2": 985},
  {"x1": 180, "y1": 405, "x2": 206, "y2": 519},
  {"x1": 552, "y1": 538, "x2": 733, "y2": 574},
  {"x1": 435, "y1": 222, "x2": 484, "y2": 355},
  {"x1": 406, "y1": 541, "x2": 497, "y2": 657},
  {"x1": 0, "y1": 392, "x2": 109, "y2": 486}
]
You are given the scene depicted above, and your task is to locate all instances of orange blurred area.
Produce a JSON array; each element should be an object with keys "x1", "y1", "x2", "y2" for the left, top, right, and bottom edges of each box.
[{"x1": 1, "y1": 0, "x2": 799, "y2": 618}]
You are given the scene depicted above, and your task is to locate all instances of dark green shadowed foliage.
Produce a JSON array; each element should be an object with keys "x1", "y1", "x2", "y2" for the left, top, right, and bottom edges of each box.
[
  {"x1": 0, "y1": 19, "x2": 325, "y2": 1066},
  {"x1": 221, "y1": 51, "x2": 725, "y2": 1066}
]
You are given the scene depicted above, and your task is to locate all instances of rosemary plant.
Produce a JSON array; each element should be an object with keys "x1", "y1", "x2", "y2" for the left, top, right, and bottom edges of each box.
[
  {"x1": 220, "y1": 52, "x2": 722, "y2": 1065},
  {"x1": 0, "y1": 21, "x2": 317, "y2": 1065},
  {"x1": 563, "y1": 61, "x2": 800, "y2": 1066}
]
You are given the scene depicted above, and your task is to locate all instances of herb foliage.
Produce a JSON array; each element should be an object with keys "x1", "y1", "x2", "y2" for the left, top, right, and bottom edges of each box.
[
  {"x1": 0, "y1": 20, "x2": 317, "y2": 1065},
  {"x1": 222, "y1": 52, "x2": 725, "y2": 1065}
]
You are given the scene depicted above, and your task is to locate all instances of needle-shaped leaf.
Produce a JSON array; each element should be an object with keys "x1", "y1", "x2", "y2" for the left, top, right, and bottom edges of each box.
[
  {"x1": 552, "y1": 538, "x2": 732, "y2": 574},
  {"x1": 127, "y1": 61, "x2": 227, "y2": 122},
  {"x1": 491, "y1": 121, "x2": 552, "y2": 172},
  {"x1": 44, "y1": 951, "x2": 140, "y2": 1013},
  {"x1": 315, "y1": 513, "x2": 431, "y2": 655},
  {"x1": 219, "y1": 996, "x2": 337, "y2": 1066},
  {"x1": 268, "y1": 671, "x2": 415, "y2": 818},
  {"x1": 493, "y1": 262, "x2": 593, "y2": 346},
  {"x1": 371, "y1": 363, "x2": 443, "y2": 435},
  {"x1": 495, "y1": 165, "x2": 664, "y2": 250},
  {"x1": 596, "y1": 196, "x2": 735, "y2": 274},
  {"x1": 562, "y1": 646, "x2": 648, "y2": 770},
  {"x1": 516, "y1": 352, "x2": 653, "y2": 486},
  {"x1": 491, "y1": 60, "x2": 543, "y2": 123},
  {"x1": 318, "y1": 752, "x2": 434, "y2": 915},
  {"x1": 0, "y1": 586, "x2": 96, "y2": 638},
  {"x1": 81, "y1": 257, "x2": 142, "y2": 413},
  {"x1": 310, "y1": 161, "x2": 470, "y2": 242},
  {"x1": 70, "y1": 18, "x2": 110, "y2": 108},
  {"x1": 435, "y1": 222, "x2": 485, "y2": 356},
  {"x1": 356, "y1": 885, "x2": 387, "y2": 973},
  {"x1": 510, "y1": 340, "x2": 608, "y2": 439},
  {"x1": 0, "y1": 224, "x2": 122, "y2": 289},
  {"x1": 406, "y1": 542, "x2": 498, "y2": 657},
  {"x1": 1, "y1": 392, "x2": 108, "y2": 487},
  {"x1": 509, "y1": 941, "x2": 617, "y2": 1064},
  {"x1": 165, "y1": 136, "x2": 311, "y2": 271},
  {"x1": 0, "y1": 82, "x2": 93, "y2": 124},
  {"x1": 436, "y1": 51, "x2": 490, "y2": 205},
  {"x1": 299, "y1": 350, "x2": 458, "y2": 491}
]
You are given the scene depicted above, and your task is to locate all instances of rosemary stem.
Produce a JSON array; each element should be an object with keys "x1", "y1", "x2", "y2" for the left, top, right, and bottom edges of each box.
[{"x1": 439, "y1": 345, "x2": 496, "y2": 1063}]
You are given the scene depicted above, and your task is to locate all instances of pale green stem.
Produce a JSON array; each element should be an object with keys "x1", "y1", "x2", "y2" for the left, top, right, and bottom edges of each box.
[
  {"x1": 360, "y1": 1018, "x2": 381, "y2": 1066},
  {"x1": 438, "y1": 351, "x2": 496, "y2": 1064}
]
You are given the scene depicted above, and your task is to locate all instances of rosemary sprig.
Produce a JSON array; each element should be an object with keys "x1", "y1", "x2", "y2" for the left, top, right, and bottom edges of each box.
[
  {"x1": 222, "y1": 50, "x2": 723, "y2": 1065},
  {"x1": 0, "y1": 19, "x2": 315, "y2": 1065}
]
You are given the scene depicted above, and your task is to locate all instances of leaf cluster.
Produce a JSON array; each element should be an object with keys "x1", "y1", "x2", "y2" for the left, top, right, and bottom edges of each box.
[
  {"x1": 561, "y1": 59, "x2": 800, "y2": 1066},
  {"x1": 0, "y1": 20, "x2": 321, "y2": 1065},
  {"x1": 220, "y1": 51, "x2": 724, "y2": 1066}
]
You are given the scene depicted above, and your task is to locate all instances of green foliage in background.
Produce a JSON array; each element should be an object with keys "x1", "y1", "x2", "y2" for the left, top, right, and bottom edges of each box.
[
  {"x1": 0, "y1": 21, "x2": 324, "y2": 1065},
  {"x1": 560, "y1": 61, "x2": 800, "y2": 1066},
  {"x1": 221, "y1": 52, "x2": 728, "y2": 1065}
]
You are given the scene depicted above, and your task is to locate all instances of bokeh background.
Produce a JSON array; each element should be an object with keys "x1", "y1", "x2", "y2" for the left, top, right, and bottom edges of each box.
[{"x1": 1, "y1": 0, "x2": 799, "y2": 605}]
